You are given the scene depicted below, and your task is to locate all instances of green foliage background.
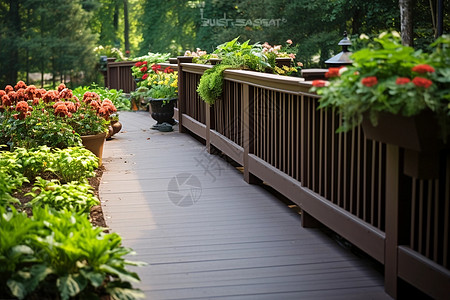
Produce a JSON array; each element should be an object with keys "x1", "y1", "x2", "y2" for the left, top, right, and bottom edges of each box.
[{"x1": 0, "y1": 0, "x2": 448, "y2": 88}]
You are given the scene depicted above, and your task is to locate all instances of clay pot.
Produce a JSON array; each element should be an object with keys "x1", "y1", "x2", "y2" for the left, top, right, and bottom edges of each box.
[
  {"x1": 81, "y1": 132, "x2": 107, "y2": 165},
  {"x1": 111, "y1": 120, "x2": 122, "y2": 134}
]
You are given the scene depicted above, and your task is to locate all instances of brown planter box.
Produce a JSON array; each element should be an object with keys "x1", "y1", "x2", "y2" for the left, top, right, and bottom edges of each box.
[{"x1": 361, "y1": 111, "x2": 443, "y2": 179}]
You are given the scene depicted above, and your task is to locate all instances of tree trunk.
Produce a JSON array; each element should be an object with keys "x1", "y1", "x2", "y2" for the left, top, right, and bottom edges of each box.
[
  {"x1": 6, "y1": 0, "x2": 20, "y2": 85},
  {"x1": 399, "y1": 0, "x2": 413, "y2": 46},
  {"x1": 124, "y1": 0, "x2": 130, "y2": 53},
  {"x1": 114, "y1": 0, "x2": 119, "y2": 47}
]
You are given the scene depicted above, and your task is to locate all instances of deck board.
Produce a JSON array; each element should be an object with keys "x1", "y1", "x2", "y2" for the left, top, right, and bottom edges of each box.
[{"x1": 99, "y1": 111, "x2": 391, "y2": 299}]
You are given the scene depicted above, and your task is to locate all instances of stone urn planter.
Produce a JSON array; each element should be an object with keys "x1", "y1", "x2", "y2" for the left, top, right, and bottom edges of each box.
[
  {"x1": 81, "y1": 132, "x2": 107, "y2": 165},
  {"x1": 361, "y1": 111, "x2": 445, "y2": 179},
  {"x1": 148, "y1": 97, "x2": 177, "y2": 131}
]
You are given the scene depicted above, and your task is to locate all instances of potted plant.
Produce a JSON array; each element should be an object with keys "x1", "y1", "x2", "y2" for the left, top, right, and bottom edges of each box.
[
  {"x1": 141, "y1": 64, "x2": 178, "y2": 131},
  {"x1": 312, "y1": 32, "x2": 450, "y2": 178},
  {"x1": 195, "y1": 37, "x2": 301, "y2": 105},
  {"x1": 131, "y1": 52, "x2": 171, "y2": 86},
  {"x1": 0, "y1": 82, "x2": 117, "y2": 165}
]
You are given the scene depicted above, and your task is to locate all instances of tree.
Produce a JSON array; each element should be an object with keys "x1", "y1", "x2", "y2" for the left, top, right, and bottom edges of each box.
[{"x1": 399, "y1": 0, "x2": 413, "y2": 46}]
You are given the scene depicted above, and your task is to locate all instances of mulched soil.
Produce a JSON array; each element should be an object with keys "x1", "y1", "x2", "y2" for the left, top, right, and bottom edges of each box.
[{"x1": 12, "y1": 166, "x2": 107, "y2": 228}]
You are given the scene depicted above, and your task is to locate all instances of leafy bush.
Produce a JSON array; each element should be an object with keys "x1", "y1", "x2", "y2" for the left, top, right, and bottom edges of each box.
[
  {"x1": 1, "y1": 206, "x2": 145, "y2": 300},
  {"x1": 197, "y1": 64, "x2": 232, "y2": 105},
  {"x1": 5, "y1": 104, "x2": 83, "y2": 149},
  {"x1": 49, "y1": 147, "x2": 99, "y2": 183},
  {"x1": 73, "y1": 85, "x2": 130, "y2": 111},
  {"x1": 13, "y1": 146, "x2": 53, "y2": 181},
  {"x1": 26, "y1": 177, "x2": 99, "y2": 213},
  {"x1": 0, "y1": 151, "x2": 28, "y2": 205}
]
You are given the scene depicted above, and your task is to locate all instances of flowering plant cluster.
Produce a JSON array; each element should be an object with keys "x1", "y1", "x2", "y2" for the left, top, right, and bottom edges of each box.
[
  {"x1": 186, "y1": 38, "x2": 302, "y2": 76},
  {"x1": 144, "y1": 65, "x2": 178, "y2": 100},
  {"x1": 131, "y1": 52, "x2": 171, "y2": 86},
  {"x1": 0, "y1": 81, "x2": 117, "y2": 149},
  {"x1": 312, "y1": 32, "x2": 450, "y2": 137},
  {"x1": 184, "y1": 48, "x2": 219, "y2": 64},
  {"x1": 93, "y1": 45, "x2": 128, "y2": 61}
]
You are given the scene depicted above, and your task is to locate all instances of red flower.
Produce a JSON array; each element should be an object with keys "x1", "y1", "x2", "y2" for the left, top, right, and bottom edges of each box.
[
  {"x1": 164, "y1": 67, "x2": 174, "y2": 74},
  {"x1": 325, "y1": 67, "x2": 341, "y2": 78},
  {"x1": 412, "y1": 64, "x2": 435, "y2": 74},
  {"x1": 142, "y1": 61, "x2": 147, "y2": 65},
  {"x1": 0, "y1": 90, "x2": 5, "y2": 97},
  {"x1": 151, "y1": 64, "x2": 161, "y2": 72},
  {"x1": 312, "y1": 80, "x2": 328, "y2": 87},
  {"x1": 412, "y1": 77, "x2": 433, "y2": 88},
  {"x1": 395, "y1": 77, "x2": 411, "y2": 85},
  {"x1": 361, "y1": 76, "x2": 378, "y2": 87},
  {"x1": 134, "y1": 61, "x2": 143, "y2": 67},
  {"x1": 125, "y1": 50, "x2": 130, "y2": 54},
  {"x1": 142, "y1": 73, "x2": 149, "y2": 80},
  {"x1": 140, "y1": 66, "x2": 148, "y2": 73}
]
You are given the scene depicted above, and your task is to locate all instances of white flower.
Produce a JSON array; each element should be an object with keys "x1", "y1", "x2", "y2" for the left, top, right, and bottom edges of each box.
[
  {"x1": 338, "y1": 67, "x2": 348, "y2": 75},
  {"x1": 359, "y1": 34, "x2": 369, "y2": 40},
  {"x1": 378, "y1": 32, "x2": 388, "y2": 39},
  {"x1": 391, "y1": 31, "x2": 401, "y2": 38}
]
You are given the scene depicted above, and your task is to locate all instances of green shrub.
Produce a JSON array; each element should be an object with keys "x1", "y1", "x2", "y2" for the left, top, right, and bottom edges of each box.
[
  {"x1": 13, "y1": 146, "x2": 53, "y2": 181},
  {"x1": 1, "y1": 206, "x2": 145, "y2": 300},
  {"x1": 26, "y1": 177, "x2": 99, "y2": 213},
  {"x1": 49, "y1": 147, "x2": 99, "y2": 183},
  {"x1": 0, "y1": 151, "x2": 28, "y2": 206}
]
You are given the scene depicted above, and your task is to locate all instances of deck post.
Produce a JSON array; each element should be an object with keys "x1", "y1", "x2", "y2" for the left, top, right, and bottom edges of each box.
[
  {"x1": 177, "y1": 56, "x2": 193, "y2": 133},
  {"x1": 385, "y1": 145, "x2": 412, "y2": 298},
  {"x1": 206, "y1": 103, "x2": 214, "y2": 153},
  {"x1": 243, "y1": 83, "x2": 259, "y2": 184}
]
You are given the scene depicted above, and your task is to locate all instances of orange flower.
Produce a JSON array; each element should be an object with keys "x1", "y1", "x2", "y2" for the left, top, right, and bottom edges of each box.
[
  {"x1": 59, "y1": 88, "x2": 73, "y2": 99},
  {"x1": 54, "y1": 103, "x2": 69, "y2": 117},
  {"x1": 57, "y1": 83, "x2": 66, "y2": 92},
  {"x1": 5, "y1": 85, "x2": 13, "y2": 94},
  {"x1": 14, "y1": 81, "x2": 27, "y2": 91},
  {"x1": 2, "y1": 95, "x2": 11, "y2": 107},
  {"x1": 16, "y1": 100, "x2": 30, "y2": 113}
]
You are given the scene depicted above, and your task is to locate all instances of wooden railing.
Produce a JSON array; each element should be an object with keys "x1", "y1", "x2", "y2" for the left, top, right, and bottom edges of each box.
[
  {"x1": 106, "y1": 60, "x2": 178, "y2": 93},
  {"x1": 174, "y1": 56, "x2": 450, "y2": 299}
]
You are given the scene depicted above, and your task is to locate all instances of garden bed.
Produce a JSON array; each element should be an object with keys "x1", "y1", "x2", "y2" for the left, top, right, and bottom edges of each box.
[{"x1": 11, "y1": 166, "x2": 107, "y2": 228}]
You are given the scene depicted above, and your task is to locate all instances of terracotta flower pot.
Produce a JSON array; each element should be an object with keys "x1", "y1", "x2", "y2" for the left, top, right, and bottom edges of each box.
[
  {"x1": 81, "y1": 132, "x2": 107, "y2": 165},
  {"x1": 361, "y1": 111, "x2": 444, "y2": 179}
]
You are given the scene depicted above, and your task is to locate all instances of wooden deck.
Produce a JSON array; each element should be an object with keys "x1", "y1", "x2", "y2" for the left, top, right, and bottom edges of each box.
[{"x1": 99, "y1": 111, "x2": 392, "y2": 300}]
